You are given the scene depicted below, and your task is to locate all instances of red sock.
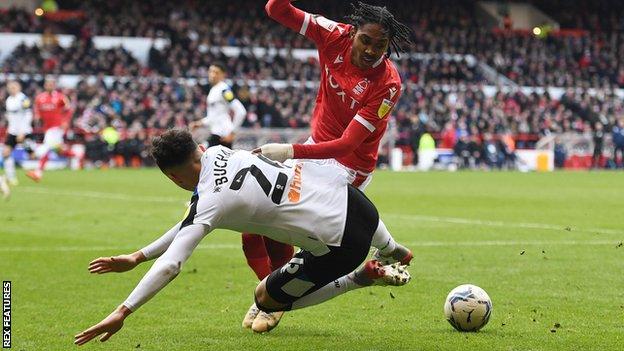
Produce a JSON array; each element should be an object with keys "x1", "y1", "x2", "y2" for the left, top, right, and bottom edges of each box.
[
  {"x1": 38, "y1": 152, "x2": 50, "y2": 171},
  {"x1": 61, "y1": 148, "x2": 76, "y2": 158},
  {"x1": 241, "y1": 233, "x2": 272, "y2": 280},
  {"x1": 264, "y1": 237, "x2": 294, "y2": 271}
]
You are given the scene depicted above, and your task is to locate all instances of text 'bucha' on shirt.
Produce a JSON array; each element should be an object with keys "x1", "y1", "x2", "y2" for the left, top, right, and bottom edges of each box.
[{"x1": 190, "y1": 146, "x2": 351, "y2": 253}]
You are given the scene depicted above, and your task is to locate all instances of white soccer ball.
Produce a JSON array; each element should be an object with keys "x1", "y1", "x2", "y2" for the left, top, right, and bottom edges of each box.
[{"x1": 444, "y1": 284, "x2": 492, "y2": 332}]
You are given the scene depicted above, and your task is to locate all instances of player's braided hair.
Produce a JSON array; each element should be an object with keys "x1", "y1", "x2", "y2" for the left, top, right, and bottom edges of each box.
[
  {"x1": 150, "y1": 129, "x2": 197, "y2": 170},
  {"x1": 346, "y1": 1, "x2": 413, "y2": 57}
]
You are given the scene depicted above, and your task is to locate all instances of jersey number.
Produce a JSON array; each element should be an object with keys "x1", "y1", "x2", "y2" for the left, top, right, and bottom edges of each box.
[{"x1": 229, "y1": 164, "x2": 288, "y2": 204}]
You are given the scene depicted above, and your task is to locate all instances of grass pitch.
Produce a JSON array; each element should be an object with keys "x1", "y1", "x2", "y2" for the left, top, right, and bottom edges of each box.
[{"x1": 1, "y1": 169, "x2": 623, "y2": 350}]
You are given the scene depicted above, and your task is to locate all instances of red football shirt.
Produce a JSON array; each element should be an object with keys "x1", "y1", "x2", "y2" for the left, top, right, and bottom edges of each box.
[
  {"x1": 34, "y1": 91, "x2": 69, "y2": 130},
  {"x1": 266, "y1": 0, "x2": 402, "y2": 174}
]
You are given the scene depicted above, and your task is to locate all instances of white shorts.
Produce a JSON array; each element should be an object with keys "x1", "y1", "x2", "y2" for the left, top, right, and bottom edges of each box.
[
  {"x1": 35, "y1": 127, "x2": 64, "y2": 157},
  {"x1": 43, "y1": 127, "x2": 64, "y2": 148},
  {"x1": 292, "y1": 137, "x2": 373, "y2": 191}
]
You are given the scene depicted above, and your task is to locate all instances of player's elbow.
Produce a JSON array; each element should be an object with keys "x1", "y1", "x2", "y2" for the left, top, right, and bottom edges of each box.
[
  {"x1": 264, "y1": 0, "x2": 286, "y2": 19},
  {"x1": 265, "y1": 0, "x2": 276, "y2": 17}
]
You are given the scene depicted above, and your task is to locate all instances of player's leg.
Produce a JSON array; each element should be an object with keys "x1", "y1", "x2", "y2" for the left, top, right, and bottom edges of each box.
[
  {"x1": 265, "y1": 237, "x2": 294, "y2": 271},
  {"x1": 371, "y1": 219, "x2": 413, "y2": 265},
  {"x1": 253, "y1": 186, "x2": 410, "y2": 331},
  {"x1": 2, "y1": 135, "x2": 17, "y2": 184},
  {"x1": 352, "y1": 176, "x2": 413, "y2": 266},
  {"x1": 252, "y1": 186, "x2": 377, "y2": 332},
  {"x1": 247, "y1": 238, "x2": 294, "y2": 331},
  {"x1": 0, "y1": 141, "x2": 10, "y2": 199},
  {"x1": 241, "y1": 233, "x2": 272, "y2": 328},
  {"x1": 283, "y1": 186, "x2": 410, "y2": 312},
  {"x1": 0, "y1": 174, "x2": 9, "y2": 200}
]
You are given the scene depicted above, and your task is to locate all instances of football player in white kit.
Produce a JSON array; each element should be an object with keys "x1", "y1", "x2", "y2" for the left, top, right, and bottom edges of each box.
[
  {"x1": 189, "y1": 62, "x2": 247, "y2": 148},
  {"x1": 75, "y1": 129, "x2": 412, "y2": 345},
  {"x1": 1, "y1": 80, "x2": 33, "y2": 198}
]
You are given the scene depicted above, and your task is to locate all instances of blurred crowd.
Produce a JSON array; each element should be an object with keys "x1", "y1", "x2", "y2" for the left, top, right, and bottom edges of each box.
[
  {"x1": 2, "y1": 0, "x2": 624, "y2": 168},
  {"x1": 3, "y1": 0, "x2": 624, "y2": 87}
]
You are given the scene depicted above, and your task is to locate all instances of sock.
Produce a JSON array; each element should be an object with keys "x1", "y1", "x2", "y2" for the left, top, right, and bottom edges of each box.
[
  {"x1": 4, "y1": 157, "x2": 16, "y2": 181},
  {"x1": 290, "y1": 273, "x2": 363, "y2": 310},
  {"x1": 241, "y1": 233, "x2": 272, "y2": 280},
  {"x1": 38, "y1": 152, "x2": 50, "y2": 172},
  {"x1": 264, "y1": 237, "x2": 294, "y2": 271},
  {"x1": 371, "y1": 220, "x2": 397, "y2": 255}
]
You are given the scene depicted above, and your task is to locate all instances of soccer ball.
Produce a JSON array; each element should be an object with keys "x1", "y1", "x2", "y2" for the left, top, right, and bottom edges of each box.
[{"x1": 444, "y1": 284, "x2": 492, "y2": 332}]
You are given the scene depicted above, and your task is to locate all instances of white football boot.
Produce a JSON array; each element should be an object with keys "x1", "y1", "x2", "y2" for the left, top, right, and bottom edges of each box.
[
  {"x1": 0, "y1": 176, "x2": 10, "y2": 200},
  {"x1": 242, "y1": 303, "x2": 260, "y2": 329},
  {"x1": 251, "y1": 310, "x2": 284, "y2": 333},
  {"x1": 372, "y1": 245, "x2": 413, "y2": 266},
  {"x1": 362, "y1": 260, "x2": 411, "y2": 286}
]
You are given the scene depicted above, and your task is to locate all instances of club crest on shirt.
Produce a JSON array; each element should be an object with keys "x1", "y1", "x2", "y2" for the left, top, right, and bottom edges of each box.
[
  {"x1": 352, "y1": 79, "x2": 369, "y2": 96},
  {"x1": 377, "y1": 98, "x2": 394, "y2": 118}
]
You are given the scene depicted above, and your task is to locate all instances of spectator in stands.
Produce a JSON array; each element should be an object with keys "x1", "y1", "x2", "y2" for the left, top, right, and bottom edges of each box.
[
  {"x1": 591, "y1": 121, "x2": 604, "y2": 169},
  {"x1": 611, "y1": 118, "x2": 624, "y2": 168}
]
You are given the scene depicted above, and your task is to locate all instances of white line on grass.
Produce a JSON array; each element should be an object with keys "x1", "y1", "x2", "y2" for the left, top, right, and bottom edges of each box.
[
  {"x1": 0, "y1": 240, "x2": 618, "y2": 252},
  {"x1": 16, "y1": 187, "x2": 624, "y2": 236},
  {"x1": 384, "y1": 214, "x2": 624, "y2": 236},
  {"x1": 19, "y1": 186, "x2": 182, "y2": 203}
]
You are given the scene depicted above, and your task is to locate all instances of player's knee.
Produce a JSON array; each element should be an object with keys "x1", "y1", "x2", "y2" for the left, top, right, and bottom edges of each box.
[
  {"x1": 254, "y1": 279, "x2": 286, "y2": 312},
  {"x1": 159, "y1": 260, "x2": 181, "y2": 277}
]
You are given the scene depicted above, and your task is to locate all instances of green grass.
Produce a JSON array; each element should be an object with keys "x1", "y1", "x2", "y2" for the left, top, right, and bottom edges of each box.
[{"x1": 1, "y1": 169, "x2": 623, "y2": 350}]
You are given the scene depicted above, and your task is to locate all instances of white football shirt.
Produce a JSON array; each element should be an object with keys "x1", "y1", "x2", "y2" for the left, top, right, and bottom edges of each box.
[
  {"x1": 5, "y1": 92, "x2": 33, "y2": 135},
  {"x1": 203, "y1": 81, "x2": 246, "y2": 138},
  {"x1": 193, "y1": 146, "x2": 350, "y2": 254}
]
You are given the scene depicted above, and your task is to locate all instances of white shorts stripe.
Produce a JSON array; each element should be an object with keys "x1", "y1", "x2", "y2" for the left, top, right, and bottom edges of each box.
[
  {"x1": 354, "y1": 114, "x2": 375, "y2": 132},
  {"x1": 300, "y1": 13, "x2": 311, "y2": 35}
]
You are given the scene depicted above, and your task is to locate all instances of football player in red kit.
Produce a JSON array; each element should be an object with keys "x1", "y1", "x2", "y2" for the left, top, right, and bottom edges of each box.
[
  {"x1": 26, "y1": 78, "x2": 72, "y2": 182},
  {"x1": 240, "y1": 0, "x2": 414, "y2": 332}
]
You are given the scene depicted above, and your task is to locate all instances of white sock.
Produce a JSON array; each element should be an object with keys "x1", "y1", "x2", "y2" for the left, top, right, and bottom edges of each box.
[
  {"x1": 371, "y1": 220, "x2": 397, "y2": 255},
  {"x1": 290, "y1": 273, "x2": 363, "y2": 310},
  {"x1": 4, "y1": 157, "x2": 16, "y2": 181}
]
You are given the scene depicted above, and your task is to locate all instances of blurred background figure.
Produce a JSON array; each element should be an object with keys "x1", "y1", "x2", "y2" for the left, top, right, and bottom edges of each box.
[{"x1": 2, "y1": 80, "x2": 33, "y2": 189}]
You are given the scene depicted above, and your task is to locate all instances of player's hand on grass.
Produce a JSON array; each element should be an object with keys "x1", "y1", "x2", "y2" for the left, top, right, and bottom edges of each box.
[
  {"x1": 88, "y1": 251, "x2": 146, "y2": 274},
  {"x1": 252, "y1": 143, "x2": 294, "y2": 162},
  {"x1": 74, "y1": 305, "x2": 131, "y2": 346}
]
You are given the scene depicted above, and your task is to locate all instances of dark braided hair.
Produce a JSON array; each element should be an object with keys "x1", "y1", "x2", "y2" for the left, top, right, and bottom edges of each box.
[{"x1": 346, "y1": 1, "x2": 413, "y2": 57}]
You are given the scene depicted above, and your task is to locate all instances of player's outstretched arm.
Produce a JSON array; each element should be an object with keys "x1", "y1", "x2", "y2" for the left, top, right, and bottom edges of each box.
[
  {"x1": 87, "y1": 221, "x2": 182, "y2": 274},
  {"x1": 75, "y1": 224, "x2": 208, "y2": 346},
  {"x1": 254, "y1": 118, "x2": 371, "y2": 162},
  {"x1": 265, "y1": 0, "x2": 306, "y2": 33},
  {"x1": 88, "y1": 251, "x2": 146, "y2": 274},
  {"x1": 74, "y1": 305, "x2": 131, "y2": 346}
]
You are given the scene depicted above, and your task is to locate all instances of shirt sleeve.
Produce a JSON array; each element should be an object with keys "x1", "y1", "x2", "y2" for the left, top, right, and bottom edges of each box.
[
  {"x1": 229, "y1": 99, "x2": 247, "y2": 129},
  {"x1": 265, "y1": 0, "x2": 345, "y2": 49},
  {"x1": 123, "y1": 223, "x2": 209, "y2": 311},
  {"x1": 139, "y1": 221, "x2": 183, "y2": 260},
  {"x1": 292, "y1": 118, "x2": 371, "y2": 159},
  {"x1": 192, "y1": 195, "x2": 222, "y2": 229},
  {"x1": 354, "y1": 83, "x2": 402, "y2": 132}
]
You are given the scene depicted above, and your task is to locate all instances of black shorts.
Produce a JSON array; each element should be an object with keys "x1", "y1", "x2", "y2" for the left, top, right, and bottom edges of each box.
[
  {"x1": 5, "y1": 134, "x2": 32, "y2": 148},
  {"x1": 264, "y1": 185, "x2": 380, "y2": 309},
  {"x1": 207, "y1": 134, "x2": 232, "y2": 149}
]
